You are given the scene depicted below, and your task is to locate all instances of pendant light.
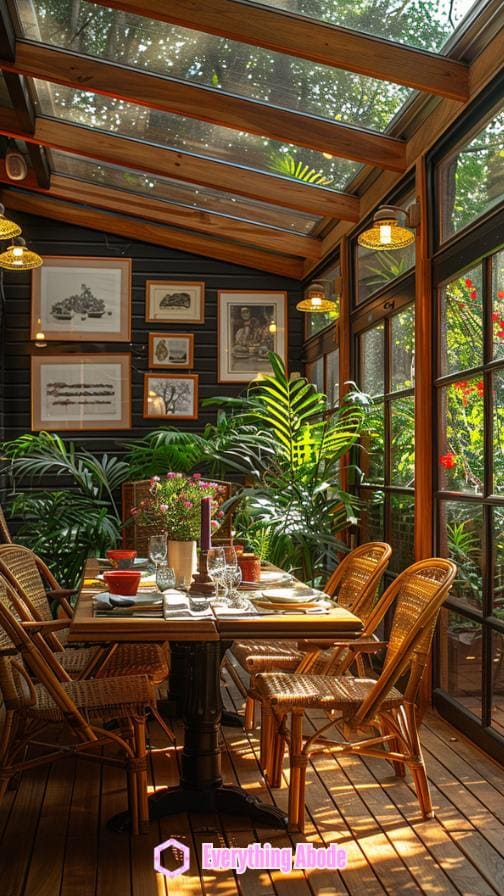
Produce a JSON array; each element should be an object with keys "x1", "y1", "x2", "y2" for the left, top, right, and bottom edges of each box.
[
  {"x1": 358, "y1": 203, "x2": 419, "y2": 251},
  {"x1": 296, "y1": 281, "x2": 339, "y2": 314},
  {"x1": 0, "y1": 237, "x2": 43, "y2": 270},
  {"x1": 0, "y1": 204, "x2": 22, "y2": 240}
]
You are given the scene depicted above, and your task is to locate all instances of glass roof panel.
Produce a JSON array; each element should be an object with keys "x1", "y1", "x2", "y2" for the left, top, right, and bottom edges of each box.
[
  {"x1": 14, "y1": 1, "x2": 408, "y2": 132},
  {"x1": 0, "y1": 72, "x2": 13, "y2": 108},
  {"x1": 246, "y1": 1, "x2": 480, "y2": 53},
  {"x1": 33, "y1": 80, "x2": 360, "y2": 192},
  {"x1": 49, "y1": 149, "x2": 322, "y2": 234}
]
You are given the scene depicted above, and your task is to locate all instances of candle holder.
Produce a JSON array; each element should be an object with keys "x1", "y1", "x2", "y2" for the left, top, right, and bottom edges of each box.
[{"x1": 189, "y1": 549, "x2": 215, "y2": 595}]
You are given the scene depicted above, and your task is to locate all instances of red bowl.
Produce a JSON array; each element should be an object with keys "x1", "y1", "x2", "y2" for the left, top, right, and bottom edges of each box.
[
  {"x1": 106, "y1": 549, "x2": 137, "y2": 569},
  {"x1": 103, "y1": 570, "x2": 141, "y2": 595}
]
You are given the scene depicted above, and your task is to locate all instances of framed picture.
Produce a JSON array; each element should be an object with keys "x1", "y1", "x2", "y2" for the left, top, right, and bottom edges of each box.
[
  {"x1": 148, "y1": 333, "x2": 194, "y2": 368},
  {"x1": 144, "y1": 374, "x2": 199, "y2": 420},
  {"x1": 32, "y1": 354, "x2": 131, "y2": 431},
  {"x1": 145, "y1": 281, "x2": 204, "y2": 323},
  {"x1": 31, "y1": 257, "x2": 131, "y2": 342},
  {"x1": 217, "y1": 290, "x2": 288, "y2": 383}
]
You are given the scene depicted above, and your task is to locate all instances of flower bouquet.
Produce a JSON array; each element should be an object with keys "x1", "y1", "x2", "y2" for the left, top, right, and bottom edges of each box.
[{"x1": 130, "y1": 472, "x2": 225, "y2": 541}]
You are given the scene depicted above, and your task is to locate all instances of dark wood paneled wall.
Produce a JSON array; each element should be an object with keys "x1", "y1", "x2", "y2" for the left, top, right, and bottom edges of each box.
[{"x1": 1, "y1": 211, "x2": 303, "y2": 452}]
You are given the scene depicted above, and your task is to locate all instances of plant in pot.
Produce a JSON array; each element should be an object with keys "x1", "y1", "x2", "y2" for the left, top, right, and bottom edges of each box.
[{"x1": 129, "y1": 472, "x2": 225, "y2": 588}]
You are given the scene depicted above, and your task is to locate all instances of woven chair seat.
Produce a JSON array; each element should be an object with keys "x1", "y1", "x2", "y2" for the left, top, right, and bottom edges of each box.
[
  {"x1": 255, "y1": 671, "x2": 403, "y2": 713},
  {"x1": 30, "y1": 674, "x2": 155, "y2": 722},
  {"x1": 232, "y1": 639, "x2": 304, "y2": 672},
  {"x1": 59, "y1": 643, "x2": 169, "y2": 684}
]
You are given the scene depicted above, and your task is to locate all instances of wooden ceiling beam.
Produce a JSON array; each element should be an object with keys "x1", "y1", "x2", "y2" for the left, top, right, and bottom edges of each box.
[
  {"x1": 0, "y1": 188, "x2": 305, "y2": 279},
  {"x1": 2, "y1": 41, "x2": 406, "y2": 172},
  {"x1": 0, "y1": 110, "x2": 360, "y2": 221},
  {"x1": 92, "y1": 0, "x2": 469, "y2": 101},
  {"x1": 0, "y1": 162, "x2": 321, "y2": 259}
]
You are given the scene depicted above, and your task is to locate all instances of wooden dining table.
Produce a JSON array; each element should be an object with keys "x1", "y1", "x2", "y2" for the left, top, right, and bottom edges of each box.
[{"x1": 70, "y1": 558, "x2": 363, "y2": 829}]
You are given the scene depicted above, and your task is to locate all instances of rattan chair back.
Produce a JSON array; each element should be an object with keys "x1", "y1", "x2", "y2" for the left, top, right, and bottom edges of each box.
[
  {"x1": 355, "y1": 558, "x2": 456, "y2": 725},
  {"x1": 325, "y1": 542, "x2": 392, "y2": 620},
  {"x1": 0, "y1": 544, "x2": 64, "y2": 642},
  {"x1": 0, "y1": 507, "x2": 13, "y2": 545},
  {"x1": 0, "y1": 580, "x2": 34, "y2": 710}
]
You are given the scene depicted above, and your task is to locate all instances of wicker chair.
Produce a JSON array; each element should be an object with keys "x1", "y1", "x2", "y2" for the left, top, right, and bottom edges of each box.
[
  {"x1": 254, "y1": 558, "x2": 457, "y2": 832},
  {"x1": 0, "y1": 506, "x2": 13, "y2": 545},
  {"x1": 0, "y1": 545, "x2": 174, "y2": 742},
  {"x1": 228, "y1": 542, "x2": 392, "y2": 730},
  {"x1": 0, "y1": 578, "x2": 154, "y2": 834}
]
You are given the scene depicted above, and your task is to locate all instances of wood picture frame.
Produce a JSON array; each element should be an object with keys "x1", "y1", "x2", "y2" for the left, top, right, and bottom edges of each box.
[
  {"x1": 145, "y1": 280, "x2": 205, "y2": 324},
  {"x1": 31, "y1": 257, "x2": 131, "y2": 342},
  {"x1": 31, "y1": 353, "x2": 131, "y2": 431},
  {"x1": 148, "y1": 333, "x2": 194, "y2": 369},
  {"x1": 144, "y1": 373, "x2": 199, "y2": 420},
  {"x1": 217, "y1": 290, "x2": 288, "y2": 383}
]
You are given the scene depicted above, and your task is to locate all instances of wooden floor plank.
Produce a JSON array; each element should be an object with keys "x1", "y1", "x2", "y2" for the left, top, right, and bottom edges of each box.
[
  {"x1": 60, "y1": 758, "x2": 101, "y2": 896},
  {"x1": 24, "y1": 758, "x2": 76, "y2": 896},
  {"x1": 0, "y1": 763, "x2": 50, "y2": 896}
]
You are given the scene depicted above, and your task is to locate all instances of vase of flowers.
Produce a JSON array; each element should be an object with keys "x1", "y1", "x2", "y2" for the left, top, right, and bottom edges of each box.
[{"x1": 130, "y1": 472, "x2": 225, "y2": 587}]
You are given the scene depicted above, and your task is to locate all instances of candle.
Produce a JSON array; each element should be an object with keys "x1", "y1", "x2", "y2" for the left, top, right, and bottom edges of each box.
[{"x1": 200, "y1": 496, "x2": 212, "y2": 551}]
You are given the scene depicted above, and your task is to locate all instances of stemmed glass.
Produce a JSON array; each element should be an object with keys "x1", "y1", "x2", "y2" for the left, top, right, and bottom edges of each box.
[
  {"x1": 224, "y1": 565, "x2": 250, "y2": 610},
  {"x1": 148, "y1": 534, "x2": 167, "y2": 576},
  {"x1": 206, "y1": 547, "x2": 226, "y2": 599}
]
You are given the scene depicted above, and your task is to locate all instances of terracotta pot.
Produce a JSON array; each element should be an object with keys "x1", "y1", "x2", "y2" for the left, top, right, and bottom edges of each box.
[
  {"x1": 168, "y1": 540, "x2": 198, "y2": 589},
  {"x1": 238, "y1": 553, "x2": 261, "y2": 583}
]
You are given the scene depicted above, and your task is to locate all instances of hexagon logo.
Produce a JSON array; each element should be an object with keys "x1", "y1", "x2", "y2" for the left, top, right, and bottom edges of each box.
[{"x1": 154, "y1": 837, "x2": 190, "y2": 878}]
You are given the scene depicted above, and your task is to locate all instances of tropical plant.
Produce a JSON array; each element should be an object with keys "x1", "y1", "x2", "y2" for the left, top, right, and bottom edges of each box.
[
  {"x1": 203, "y1": 353, "x2": 370, "y2": 583},
  {"x1": 123, "y1": 429, "x2": 207, "y2": 479},
  {"x1": 268, "y1": 152, "x2": 334, "y2": 186},
  {"x1": 0, "y1": 432, "x2": 130, "y2": 586},
  {"x1": 130, "y1": 473, "x2": 225, "y2": 541}
]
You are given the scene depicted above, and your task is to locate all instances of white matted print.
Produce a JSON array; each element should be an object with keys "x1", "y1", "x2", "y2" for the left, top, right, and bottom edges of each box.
[
  {"x1": 32, "y1": 354, "x2": 131, "y2": 431},
  {"x1": 148, "y1": 333, "x2": 194, "y2": 368},
  {"x1": 31, "y1": 257, "x2": 131, "y2": 342},
  {"x1": 217, "y1": 291, "x2": 287, "y2": 383},
  {"x1": 146, "y1": 281, "x2": 204, "y2": 323},
  {"x1": 144, "y1": 374, "x2": 198, "y2": 420}
]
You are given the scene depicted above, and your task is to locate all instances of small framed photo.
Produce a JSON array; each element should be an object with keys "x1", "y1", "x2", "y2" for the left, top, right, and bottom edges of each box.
[
  {"x1": 31, "y1": 257, "x2": 131, "y2": 342},
  {"x1": 145, "y1": 281, "x2": 204, "y2": 324},
  {"x1": 32, "y1": 354, "x2": 131, "y2": 431},
  {"x1": 148, "y1": 333, "x2": 194, "y2": 369},
  {"x1": 217, "y1": 290, "x2": 288, "y2": 383},
  {"x1": 144, "y1": 373, "x2": 199, "y2": 420}
]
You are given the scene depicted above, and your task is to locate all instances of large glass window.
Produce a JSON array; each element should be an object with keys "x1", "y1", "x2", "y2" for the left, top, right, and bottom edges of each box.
[
  {"x1": 435, "y1": 247, "x2": 504, "y2": 746},
  {"x1": 438, "y1": 103, "x2": 504, "y2": 243},
  {"x1": 357, "y1": 303, "x2": 415, "y2": 576},
  {"x1": 355, "y1": 191, "x2": 416, "y2": 305},
  {"x1": 306, "y1": 260, "x2": 341, "y2": 337}
]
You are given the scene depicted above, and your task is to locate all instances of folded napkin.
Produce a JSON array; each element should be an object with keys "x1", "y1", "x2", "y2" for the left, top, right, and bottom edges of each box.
[
  {"x1": 93, "y1": 591, "x2": 164, "y2": 615},
  {"x1": 163, "y1": 591, "x2": 212, "y2": 618},
  {"x1": 212, "y1": 602, "x2": 258, "y2": 616}
]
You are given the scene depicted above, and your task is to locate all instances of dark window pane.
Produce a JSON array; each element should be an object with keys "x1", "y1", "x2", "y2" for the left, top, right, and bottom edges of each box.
[
  {"x1": 391, "y1": 305, "x2": 415, "y2": 391},
  {"x1": 361, "y1": 402, "x2": 384, "y2": 485},
  {"x1": 493, "y1": 250, "x2": 504, "y2": 362},
  {"x1": 438, "y1": 377, "x2": 485, "y2": 494},
  {"x1": 441, "y1": 610, "x2": 482, "y2": 720},
  {"x1": 440, "y1": 265, "x2": 483, "y2": 377},
  {"x1": 360, "y1": 324, "x2": 384, "y2": 397},
  {"x1": 493, "y1": 370, "x2": 504, "y2": 497},
  {"x1": 307, "y1": 262, "x2": 341, "y2": 336},
  {"x1": 491, "y1": 629, "x2": 504, "y2": 737},
  {"x1": 325, "y1": 349, "x2": 339, "y2": 408},
  {"x1": 493, "y1": 507, "x2": 504, "y2": 620},
  {"x1": 438, "y1": 501, "x2": 483, "y2": 612},
  {"x1": 307, "y1": 357, "x2": 324, "y2": 394},
  {"x1": 356, "y1": 241, "x2": 415, "y2": 305},
  {"x1": 391, "y1": 396, "x2": 415, "y2": 487},
  {"x1": 438, "y1": 105, "x2": 504, "y2": 242},
  {"x1": 0, "y1": 72, "x2": 12, "y2": 108},
  {"x1": 389, "y1": 493, "x2": 415, "y2": 573},
  {"x1": 359, "y1": 490, "x2": 384, "y2": 543}
]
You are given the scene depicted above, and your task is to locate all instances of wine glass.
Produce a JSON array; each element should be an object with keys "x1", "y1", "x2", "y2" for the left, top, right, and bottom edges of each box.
[
  {"x1": 225, "y1": 566, "x2": 250, "y2": 610},
  {"x1": 206, "y1": 547, "x2": 225, "y2": 598},
  {"x1": 156, "y1": 561, "x2": 176, "y2": 592},
  {"x1": 149, "y1": 534, "x2": 167, "y2": 575}
]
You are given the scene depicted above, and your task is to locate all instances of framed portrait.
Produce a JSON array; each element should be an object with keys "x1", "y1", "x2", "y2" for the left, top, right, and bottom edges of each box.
[
  {"x1": 217, "y1": 290, "x2": 288, "y2": 383},
  {"x1": 144, "y1": 374, "x2": 199, "y2": 420},
  {"x1": 145, "y1": 281, "x2": 205, "y2": 324},
  {"x1": 148, "y1": 333, "x2": 194, "y2": 369},
  {"x1": 32, "y1": 354, "x2": 131, "y2": 431},
  {"x1": 31, "y1": 257, "x2": 131, "y2": 342}
]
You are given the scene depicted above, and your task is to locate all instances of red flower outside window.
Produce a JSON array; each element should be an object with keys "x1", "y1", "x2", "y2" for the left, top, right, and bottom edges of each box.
[{"x1": 440, "y1": 453, "x2": 457, "y2": 470}]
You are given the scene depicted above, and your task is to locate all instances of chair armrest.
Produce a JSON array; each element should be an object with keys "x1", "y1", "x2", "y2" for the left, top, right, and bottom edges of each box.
[
  {"x1": 21, "y1": 619, "x2": 71, "y2": 634},
  {"x1": 46, "y1": 588, "x2": 77, "y2": 601},
  {"x1": 0, "y1": 647, "x2": 17, "y2": 656},
  {"x1": 346, "y1": 640, "x2": 388, "y2": 653}
]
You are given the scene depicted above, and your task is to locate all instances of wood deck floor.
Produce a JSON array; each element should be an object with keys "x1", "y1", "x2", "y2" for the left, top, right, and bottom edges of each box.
[{"x1": 1, "y1": 666, "x2": 503, "y2": 896}]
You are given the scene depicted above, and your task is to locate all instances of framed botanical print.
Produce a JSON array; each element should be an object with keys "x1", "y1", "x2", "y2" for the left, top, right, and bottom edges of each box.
[
  {"x1": 217, "y1": 290, "x2": 288, "y2": 383},
  {"x1": 144, "y1": 374, "x2": 198, "y2": 420},
  {"x1": 148, "y1": 333, "x2": 194, "y2": 369},
  {"x1": 31, "y1": 257, "x2": 131, "y2": 342},
  {"x1": 145, "y1": 281, "x2": 204, "y2": 324},
  {"x1": 32, "y1": 354, "x2": 131, "y2": 431}
]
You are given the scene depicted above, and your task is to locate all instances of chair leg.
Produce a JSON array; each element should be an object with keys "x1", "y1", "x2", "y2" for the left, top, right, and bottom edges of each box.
[
  {"x1": 288, "y1": 711, "x2": 306, "y2": 833},
  {"x1": 244, "y1": 695, "x2": 255, "y2": 731},
  {"x1": 401, "y1": 702, "x2": 434, "y2": 819},
  {"x1": 269, "y1": 715, "x2": 287, "y2": 789},
  {"x1": 222, "y1": 655, "x2": 248, "y2": 699},
  {"x1": 260, "y1": 701, "x2": 274, "y2": 774},
  {"x1": 380, "y1": 716, "x2": 406, "y2": 778},
  {"x1": 133, "y1": 716, "x2": 150, "y2": 833}
]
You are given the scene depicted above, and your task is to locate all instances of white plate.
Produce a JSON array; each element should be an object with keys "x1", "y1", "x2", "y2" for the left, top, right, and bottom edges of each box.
[
  {"x1": 258, "y1": 571, "x2": 293, "y2": 585},
  {"x1": 261, "y1": 587, "x2": 320, "y2": 604}
]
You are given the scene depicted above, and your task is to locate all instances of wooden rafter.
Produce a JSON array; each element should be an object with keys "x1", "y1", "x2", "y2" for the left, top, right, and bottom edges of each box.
[
  {"x1": 0, "y1": 163, "x2": 321, "y2": 259},
  {"x1": 0, "y1": 188, "x2": 305, "y2": 279},
  {"x1": 1, "y1": 42, "x2": 406, "y2": 173},
  {"x1": 0, "y1": 110, "x2": 360, "y2": 221},
  {"x1": 92, "y1": 0, "x2": 469, "y2": 101}
]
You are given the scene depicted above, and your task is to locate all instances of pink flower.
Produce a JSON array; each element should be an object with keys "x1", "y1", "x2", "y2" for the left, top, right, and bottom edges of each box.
[
  {"x1": 192, "y1": 472, "x2": 202, "y2": 479},
  {"x1": 130, "y1": 507, "x2": 138, "y2": 516},
  {"x1": 159, "y1": 504, "x2": 169, "y2": 512},
  {"x1": 217, "y1": 510, "x2": 225, "y2": 518},
  {"x1": 150, "y1": 476, "x2": 160, "y2": 484},
  {"x1": 183, "y1": 500, "x2": 193, "y2": 509},
  {"x1": 166, "y1": 472, "x2": 177, "y2": 479},
  {"x1": 211, "y1": 519, "x2": 219, "y2": 529}
]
